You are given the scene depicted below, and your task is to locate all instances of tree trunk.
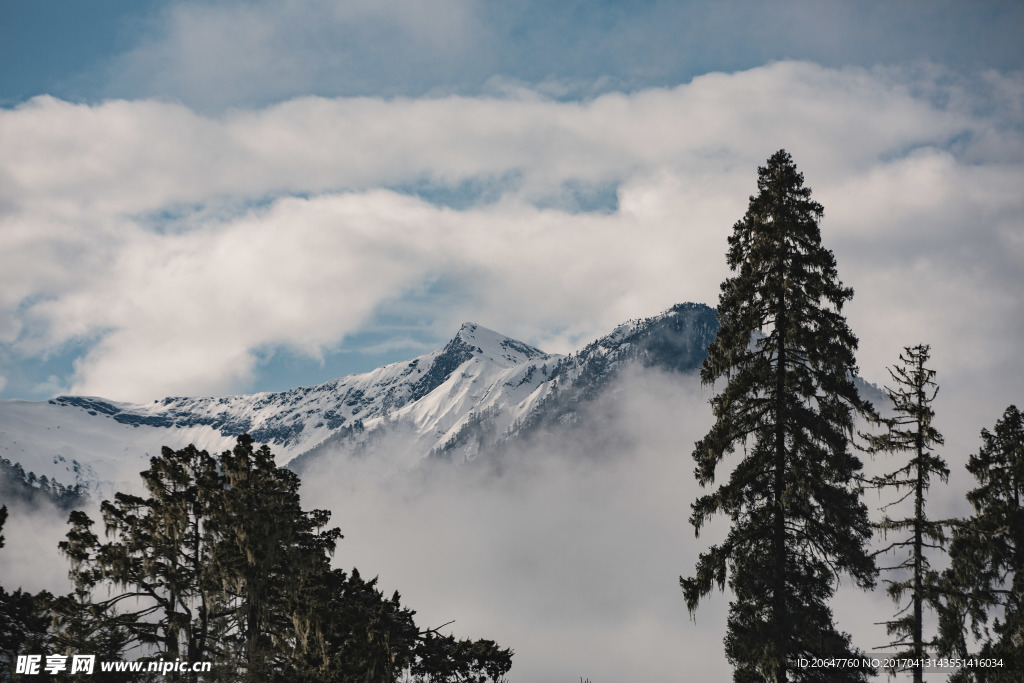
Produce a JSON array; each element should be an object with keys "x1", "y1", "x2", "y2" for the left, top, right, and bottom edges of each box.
[{"x1": 773, "y1": 292, "x2": 789, "y2": 683}]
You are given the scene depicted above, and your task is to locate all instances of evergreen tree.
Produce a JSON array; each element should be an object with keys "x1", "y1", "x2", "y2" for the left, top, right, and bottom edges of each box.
[
  {"x1": 55, "y1": 435, "x2": 512, "y2": 682},
  {"x1": 49, "y1": 515, "x2": 135, "y2": 682},
  {"x1": 1, "y1": 506, "x2": 60, "y2": 680},
  {"x1": 296, "y1": 567, "x2": 419, "y2": 682},
  {"x1": 862, "y1": 344, "x2": 948, "y2": 682},
  {"x1": 1, "y1": 457, "x2": 88, "y2": 510},
  {"x1": 680, "y1": 150, "x2": 876, "y2": 682},
  {"x1": 938, "y1": 405, "x2": 1024, "y2": 682},
  {"x1": 58, "y1": 438, "x2": 341, "y2": 681},
  {"x1": 287, "y1": 564, "x2": 512, "y2": 683},
  {"x1": 58, "y1": 444, "x2": 227, "y2": 677},
  {"x1": 409, "y1": 632, "x2": 513, "y2": 683},
  {"x1": 205, "y1": 435, "x2": 340, "y2": 681}
]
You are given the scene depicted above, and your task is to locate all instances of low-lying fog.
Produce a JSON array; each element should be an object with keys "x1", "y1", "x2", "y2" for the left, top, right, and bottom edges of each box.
[{"x1": 2, "y1": 365, "x2": 997, "y2": 681}]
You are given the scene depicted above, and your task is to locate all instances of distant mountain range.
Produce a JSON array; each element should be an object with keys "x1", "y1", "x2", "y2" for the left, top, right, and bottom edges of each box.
[{"x1": 1, "y1": 302, "x2": 879, "y2": 496}]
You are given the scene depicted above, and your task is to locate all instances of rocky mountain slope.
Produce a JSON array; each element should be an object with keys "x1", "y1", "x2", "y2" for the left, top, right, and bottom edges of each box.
[{"x1": 0, "y1": 303, "x2": 723, "y2": 491}]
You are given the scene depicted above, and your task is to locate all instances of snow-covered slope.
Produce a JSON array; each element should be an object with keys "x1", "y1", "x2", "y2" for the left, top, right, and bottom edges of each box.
[
  {"x1": 0, "y1": 397, "x2": 236, "y2": 498},
  {"x1": 0, "y1": 303, "x2": 721, "y2": 491}
]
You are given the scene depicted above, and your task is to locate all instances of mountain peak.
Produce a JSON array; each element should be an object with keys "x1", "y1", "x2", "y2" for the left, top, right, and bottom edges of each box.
[
  {"x1": 5, "y1": 302, "x2": 722, "y2": 482},
  {"x1": 451, "y1": 322, "x2": 547, "y2": 366},
  {"x1": 455, "y1": 321, "x2": 481, "y2": 339}
]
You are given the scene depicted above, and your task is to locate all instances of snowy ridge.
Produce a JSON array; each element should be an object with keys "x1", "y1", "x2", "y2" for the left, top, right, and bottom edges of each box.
[
  {"x1": 469, "y1": 302, "x2": 720, "y2": 443},
  {"x1": 0, "y1": 304, "x2": 720, "y2": 489},
  {"x1": 41, "y1": 323, "x2": 556, "y2": 465},
  {"x1": 0, "y1": 397, "x2": 236, "y2": 498}
]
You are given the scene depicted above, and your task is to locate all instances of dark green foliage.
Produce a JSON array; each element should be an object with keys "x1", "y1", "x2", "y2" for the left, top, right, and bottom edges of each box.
[
  {"x1": 938, "y1": 405, "x2": 1024, "y2": 682},
  {"x1": 0, "y1": 457, "x2": 88, "y2": 510},
  {"x1": 55, "y1": 437, "x2": 341, "y2": 681},
  {"x1": 0, "y1": 591, "x2": 53, "y2": 679},
  {"x1": 207, "y1": 436, "x2": 341, "y2": 680},
  {"x1": 681, "y1": 150, "x2": 876, "y2": 682},
  {"x1": 58, "y1": 444, "x2": 229, "y2": 673},
  {"x1": 409, "y1": 633, "x2": 513, "y2": 683},
  {"x1": 46, "y1": 583, "x2": 136, "y2": 682},
  {"x1": 862, "y1": 344, "x2": 948, "y2": 682},
  {"x1": 1, "y1": 506, "x2": 58, "y2": 679},
  {"x1": 51, "y1": 436, "x2": 511, "y2": 682},
  {"x1": 301, "y1": 568, "x2": 419, "y2": 682},
  {"x1": 284, "y1": 566, "x2": 512, "y2": 683}
]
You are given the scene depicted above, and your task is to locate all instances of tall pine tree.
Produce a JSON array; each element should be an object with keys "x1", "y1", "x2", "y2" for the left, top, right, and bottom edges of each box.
[
  {"x1": 681, "y1": 150, "x2": 876, "y2": 682},
  {"x1": 938, "y1": 405, "x2": 1024, "y2": 682},
  {"x1": 863, "y1": 344, "x2": 948, "y2": 682}
]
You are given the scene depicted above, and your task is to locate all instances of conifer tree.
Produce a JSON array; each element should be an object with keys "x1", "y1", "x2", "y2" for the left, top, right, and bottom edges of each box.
[
  {"x1": 58, "y1": 444, "x2": 226, "y2": 674},
  {"x1": 55, "y1": 435, "x2": 512, "y2": 682},
  {"x1": 296, "y1": 567, "x2": 419, "y2": 682},
  {"x1": 49, "y1": 513, "x2": 134, "y2": 682},
  {"x1": 862, "y1": 344, "x2": 948, "y2": 682},
  {"x1": 1, "y1": 506, "x2": 28, "y2": 669},
  {"x1": 938, "y1": 405, "x2": 1024, "y2": 682},
  {"x1": 205, "y1": 435, "x2": 340, "y2": 681},
  {"x1": 1, "y1": 507, "x2": 63, "y2": 679},
  {"x1": 681, "y1": 150, "x2": 876, "y2": 682},
  {"x1": 287, "y1": 564, "x2": 513, "y2": 683},
  {"x1": 56, "y1": 439, "x2": 341, "y2": 681},
  {"x1": 410, "y1": 631, "x2": 513, "y2": 683}
]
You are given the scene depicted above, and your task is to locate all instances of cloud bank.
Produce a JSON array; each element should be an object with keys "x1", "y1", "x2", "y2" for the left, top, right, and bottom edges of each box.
[
  {"x1": 0, "y1": 62, "x2": 1021, "y2": 435},
  {"x1": 299, "y1": 367, "x2": 729, "y2": 680},
  {"x1": 297, "y1": 365, "x2": 982, "y2": 681}
]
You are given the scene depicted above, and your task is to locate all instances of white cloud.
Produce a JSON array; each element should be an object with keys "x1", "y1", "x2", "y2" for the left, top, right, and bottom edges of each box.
[
  {"x1": 0, "y1": 63, "x2": 971, "y2": 214},
  {"x1": 21, "y1": 188, "x2": 733, "y2": 400},
  {"x1": 297, "y1": 366, "x2": 972, "y2": 679},
  {"x1": 301, "y1": 367, "x2": 733, "y2": 680},
  {"x1": 0, "y1": 62, "x2": 1021, "y2": 422}
]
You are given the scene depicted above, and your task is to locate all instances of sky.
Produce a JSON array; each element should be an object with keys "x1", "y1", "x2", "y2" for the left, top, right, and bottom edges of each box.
[
  {"x1": 1, "y1": 1, "x2": 1023, "y2": 678},
  {"x1": 0, "y1": 0, "x2": 1021, "y2": 409}
]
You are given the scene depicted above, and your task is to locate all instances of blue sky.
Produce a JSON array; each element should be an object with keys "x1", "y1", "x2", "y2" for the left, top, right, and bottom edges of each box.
[
  {"x1": 1, "y1": 0, "x2": 1022, "y2": 414},
  {"x1": 4, "y1": 1, "x2": 1023, "y2": 109}
]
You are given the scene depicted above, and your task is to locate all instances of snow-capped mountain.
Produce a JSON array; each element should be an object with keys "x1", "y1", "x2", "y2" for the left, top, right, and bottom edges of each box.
[{"x1": 0, "y1": 303, "x2": 719, "y2": 492}]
